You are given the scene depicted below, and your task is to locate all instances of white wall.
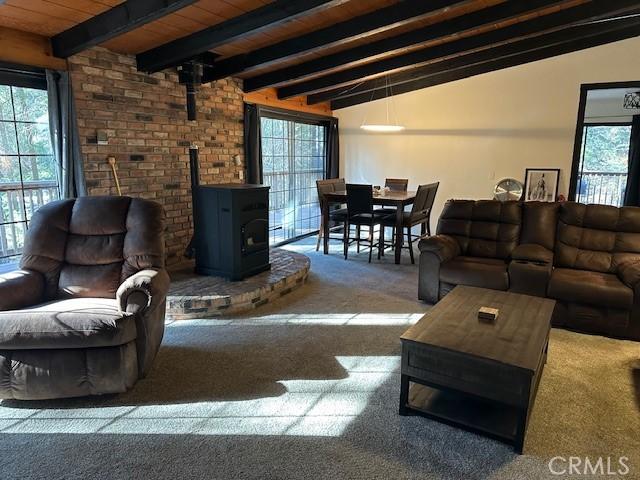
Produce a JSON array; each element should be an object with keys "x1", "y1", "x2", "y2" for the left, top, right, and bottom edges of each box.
[{"x1": 336, "y1": 37, "x2": 640, "y2": 232}]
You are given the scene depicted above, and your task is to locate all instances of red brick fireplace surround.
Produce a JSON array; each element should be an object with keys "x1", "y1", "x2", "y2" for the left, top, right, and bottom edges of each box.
[{"x1": 69, "y1": 47, "x2": 245, "y2": 265}]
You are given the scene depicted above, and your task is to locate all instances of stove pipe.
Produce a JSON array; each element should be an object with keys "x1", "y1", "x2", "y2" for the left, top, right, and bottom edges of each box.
[
  {"x1": 185, "y1": 83, "x2": 198, "y2": 121},
  {"x1": 177, "y1": 62, "x2": 203, "y2": 121},
  {"x1": 184, "y1": 144, "x2": 200, "y2": 259},
  {"x1": 189, "y1": 143, "x2": 200, "y2": 190}
]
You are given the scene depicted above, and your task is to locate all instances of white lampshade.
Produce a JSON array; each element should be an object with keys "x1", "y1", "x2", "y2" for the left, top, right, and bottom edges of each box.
[{"x1": 360, "y1": 124, "x2": 405, "y2": 132}]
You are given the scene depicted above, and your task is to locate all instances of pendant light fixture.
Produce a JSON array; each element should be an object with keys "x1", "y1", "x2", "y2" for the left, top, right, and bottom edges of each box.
[{"x1": 360, "y1": 75, "x2": 405, "y2": 132}]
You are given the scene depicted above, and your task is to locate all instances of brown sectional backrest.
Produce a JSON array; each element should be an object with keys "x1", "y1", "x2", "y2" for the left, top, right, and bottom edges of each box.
[
  {"x1": 555, "y1": 202, "x2": 640, "y2": 273},
  {"x1": 437, "y1": 200, "x2": 522, "y2": 259},
  {"x1": 520, "y1": 202, "x2": 560, "y2": 250},
  {"x1": 20, "y1": 196, "x2": 165, "y2": 300}
]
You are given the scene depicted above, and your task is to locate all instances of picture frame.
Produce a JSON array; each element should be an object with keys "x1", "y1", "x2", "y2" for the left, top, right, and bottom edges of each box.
[{"x1": 523, "y1": 168, "x2": 560, "y2": 202}]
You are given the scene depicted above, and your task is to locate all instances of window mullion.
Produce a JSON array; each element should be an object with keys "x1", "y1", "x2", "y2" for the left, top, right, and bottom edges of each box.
[
  {"x1": 9, "y1": 87, "x2": 28, "y2": 228},
  {"x1": 0, "y1": 82, "x2": 58, "y2": 266}
]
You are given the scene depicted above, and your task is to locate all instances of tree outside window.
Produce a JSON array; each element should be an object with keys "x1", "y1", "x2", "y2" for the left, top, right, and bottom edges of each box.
[{"x1": 0, "y1": 85, "x2": 59, "y2": 265}]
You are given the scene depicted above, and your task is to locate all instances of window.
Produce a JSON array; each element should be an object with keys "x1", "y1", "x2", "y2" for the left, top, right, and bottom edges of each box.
[
  {"x1": 570, "y1": 82, "x2": 640, "y2": 206},
  {"x1": 0, "y1": 84, "x2": 58, "y2": 265},
  {"x1": 575, "y1": 125, "x2": 631, "y2": 206},
  {"x1": 260, "y1": 116, "x2": 326, "y2": 245}
]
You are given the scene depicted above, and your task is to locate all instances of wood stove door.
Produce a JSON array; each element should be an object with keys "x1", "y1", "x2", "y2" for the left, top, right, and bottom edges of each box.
[{"x1": 241, "y1": 218, "x2": 269, "y2": 254}]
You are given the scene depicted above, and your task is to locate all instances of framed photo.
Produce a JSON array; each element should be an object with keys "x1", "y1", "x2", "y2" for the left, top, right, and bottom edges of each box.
[{"x1": 524, "y1": 168, "x2": 560, "y2": 202}]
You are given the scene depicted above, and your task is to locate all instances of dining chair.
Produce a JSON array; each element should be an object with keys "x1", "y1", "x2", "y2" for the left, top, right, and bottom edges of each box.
[
  {"x1": 316, "y1": 178, "x2": 347, "y2": 251},
  {"x1": 344, "y1": 184, "x2": 387, "y2": 262},
  {"x1": 375, "y1": 178, "x2": 409, "y2": 247},
  {"x1": 380, "y1": 182, "x2": 439, "y2": 264},
  {"x1": 376, "y1": 178, "x2": 409, "y2": 215},
  {"x1": 385, "y1": 178, "x2": 409, "y2": 192}
]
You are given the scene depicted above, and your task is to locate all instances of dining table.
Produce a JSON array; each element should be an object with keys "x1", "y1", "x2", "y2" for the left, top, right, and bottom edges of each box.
[{"x1": 322, "y1": 190, "x2": 417, "y2": 264}]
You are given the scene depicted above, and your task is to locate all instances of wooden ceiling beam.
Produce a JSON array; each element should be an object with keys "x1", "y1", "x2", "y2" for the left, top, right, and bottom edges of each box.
[
  {"x1": 202, "y1": 0, "x2": 465, "y2": 84},
  {"x1": 244, "y1": 0, "x2": 564, "y2": 92},
  {"x1": 51, "y1": 0, "x2": 198, "y2": 58},
  {"x1": 284, "y1": 0, "x2": 640, "y2": 100},
  {"x1": 136, "y1": 0, "x2": 348, "y2": 74},
  {"x1": 0, "y1": 26, "x2": 66, "y2": 70},
  {"x1": 330, "y1": 21, "x2": 640, "y2": 109}
]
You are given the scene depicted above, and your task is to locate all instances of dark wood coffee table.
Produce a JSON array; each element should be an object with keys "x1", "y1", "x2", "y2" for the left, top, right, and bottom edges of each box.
[{"x1": 399, "y1": 286, "x2": 555, "y2": 453}]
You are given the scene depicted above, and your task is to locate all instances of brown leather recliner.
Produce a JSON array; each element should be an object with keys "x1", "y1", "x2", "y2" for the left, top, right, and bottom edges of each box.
[
  {"x1": 418, "y1": 200, "x2": 522, "y2": 301},
  {"x1": 549, "y1": 203, "x2": 640, "y2": 340},
  {"x1": 419, "y1": 200, "x2": 640, "y2": 341},
  {"x1": 0, "y1": 196, "x2": 170, "y2": 400}
]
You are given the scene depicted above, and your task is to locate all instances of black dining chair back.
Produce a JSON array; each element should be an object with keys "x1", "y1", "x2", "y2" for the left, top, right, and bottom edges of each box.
[
  {"x1": 422, "y1": 182, "x2": 439, "y2": 215},
  {"x1": 316, "y1": 178, "x2": 348, "y2": 251},
  {"x1": 410, "y1": 182, "x2": 439, "y2": 238},
  {"x1": 411, "y1": 185, "x2": 430, "y2": 217},
  {"x1": 411, "y1": 182, "x2": 438, "y2": 215},
  {"x1": 385, "y1": 178, "x2": 409, "y2": 192},
  {"x1": 346, "y1": 184, "x2": 373, "y2": 217},
  {"x1": 316, "y1": 180, "x2": 334, "y2": 207},
  {"x1": 316, "y1": 178, "x2": 346, "y2": 203}
]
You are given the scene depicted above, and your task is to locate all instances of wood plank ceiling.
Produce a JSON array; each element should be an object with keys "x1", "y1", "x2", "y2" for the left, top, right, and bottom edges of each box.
[{"x1": 1, "y1": 0, "x2": 639, "y2": 110}]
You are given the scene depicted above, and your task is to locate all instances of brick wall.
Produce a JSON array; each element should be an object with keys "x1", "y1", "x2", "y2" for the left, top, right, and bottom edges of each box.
[{"x1": 68, "y1": 47, "x2": 244, "y2": 265}]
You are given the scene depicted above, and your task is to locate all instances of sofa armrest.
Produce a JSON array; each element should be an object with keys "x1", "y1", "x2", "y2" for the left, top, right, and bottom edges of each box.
[
  {"x1": 117, "y1": 268, "x2": 170, "y2": 315},
  {"x1": 117, "y1": 268, "x2": 170, "y2": 378},
  {"x1": 0, "y1": 269, "x2": 45, "y2": 311},
  {"x1": 618, "y1": 260, "x2": 640, "y2": 290},
  {"x1": 418, "y1": 234, "x2": 460, "y2": 262},
  {"x1": 511, "y1": 244, "x2": 553, "y2": 265},
  {"x1": 418, "y1": 235, "x2": 460, "y2": 304}
]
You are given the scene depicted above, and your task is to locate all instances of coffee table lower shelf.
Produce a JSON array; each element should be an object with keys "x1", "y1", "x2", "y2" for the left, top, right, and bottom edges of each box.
[{"x1": 401, "y1": 381, "x2": 525, "y2": 451}]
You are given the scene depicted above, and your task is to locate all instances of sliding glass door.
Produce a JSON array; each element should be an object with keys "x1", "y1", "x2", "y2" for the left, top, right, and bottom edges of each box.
[{"x1": 260, "y1": 115, "x2": 326, "y2": 245}]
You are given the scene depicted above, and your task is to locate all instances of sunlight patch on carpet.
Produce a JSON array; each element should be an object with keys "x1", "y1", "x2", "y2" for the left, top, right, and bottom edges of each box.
[{"x1": 166, "y1": 313, "x2": 424, "y2": 326}]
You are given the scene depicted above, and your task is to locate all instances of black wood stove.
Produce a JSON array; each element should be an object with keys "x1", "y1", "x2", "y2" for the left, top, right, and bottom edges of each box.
[
  {"x1": 193, "y1": 184, "x2": 271, "y2": 280},
  {"x1": 187, "y1": 145, "x2": 270, "y2": 280}
]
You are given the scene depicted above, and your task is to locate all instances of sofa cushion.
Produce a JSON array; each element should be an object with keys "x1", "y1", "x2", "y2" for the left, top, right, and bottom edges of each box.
[
  {"x1": 440, "y1": 256, "x2": 509, "y2": 291},
  {"x1": 548, "y1": 268, "x2": 633, "y2": 310},
  {"x1": 0, "y1": 298, "x2": 137, "y2": 350},
  {"x1": 437, "y1": 200, "x2": 521, "y2": 260},
  {"x1": 555, "y1": 202, "x2": 640, "y2": 273},
  {"x1": 521, "y1": 202, "x2": 559, "y2": 250}
]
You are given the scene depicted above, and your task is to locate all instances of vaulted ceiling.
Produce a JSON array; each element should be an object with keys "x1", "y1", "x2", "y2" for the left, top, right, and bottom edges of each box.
[{"x1": 1, "y1": 0, "x2": 640, "y2": 109}]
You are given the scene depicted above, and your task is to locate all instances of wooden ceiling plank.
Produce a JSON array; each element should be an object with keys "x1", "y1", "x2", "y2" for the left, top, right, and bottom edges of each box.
[
  {"x1": 0, "y1": 4, "x2": 77, "y2": 36},
  {"x1": 284, "y1": 0, "x2": 640, "y2": 99},
  {"x1": 202, "y1": 0, "x2": 466, "y2": 83},
  {"x1": 37, "y1": 0, "x2": 119, "y2": 15},
  {"x1": 101, "y1": 28, "x2": 175, "y2": 54},
  {"x1": 50, "y1": 0, "x2": 198, "y2": 58},
  {"x1": 136, "y1": 0, "x2": 349, "y2": 73},
  {"x1": 330, "y1": 19, "x2": 640, "y2": 109},
  {"x1": 5, "y1": 0, "x2": 95, "y2": 22},
  {"x1": 245, "y1": 0, "x2": 566, "y2": 92}
]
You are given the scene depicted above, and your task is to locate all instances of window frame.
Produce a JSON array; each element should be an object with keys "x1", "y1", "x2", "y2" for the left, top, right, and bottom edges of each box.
[
  {"x1": 569, "y1": 81, "x2": 640, "y2": 200},
  {"x1": 0, "y1": 63, "x2": 56, "y2": 270}
]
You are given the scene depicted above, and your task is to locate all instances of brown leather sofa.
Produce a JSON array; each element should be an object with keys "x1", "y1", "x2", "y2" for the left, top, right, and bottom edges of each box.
[
  {"x1": 0, "y1": 196, "x2": 170, "y2": 400},
  {"x1": 418, "y1": 200, "x2": 640, "y2": 340}
]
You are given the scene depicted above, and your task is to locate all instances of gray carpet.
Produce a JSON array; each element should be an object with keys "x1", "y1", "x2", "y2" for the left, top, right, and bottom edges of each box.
[{"x1": 0, "y1": 237, "x2": 638, "y2": 479}]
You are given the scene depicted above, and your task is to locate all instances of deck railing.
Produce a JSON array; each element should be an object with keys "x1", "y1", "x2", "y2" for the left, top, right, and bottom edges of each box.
[
  {"x1": 576, "y1": 171, "x2": 627, "y2": 207},
  {"x1": 0, "y1": 180, "x2": 59, "y2": 263}
]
